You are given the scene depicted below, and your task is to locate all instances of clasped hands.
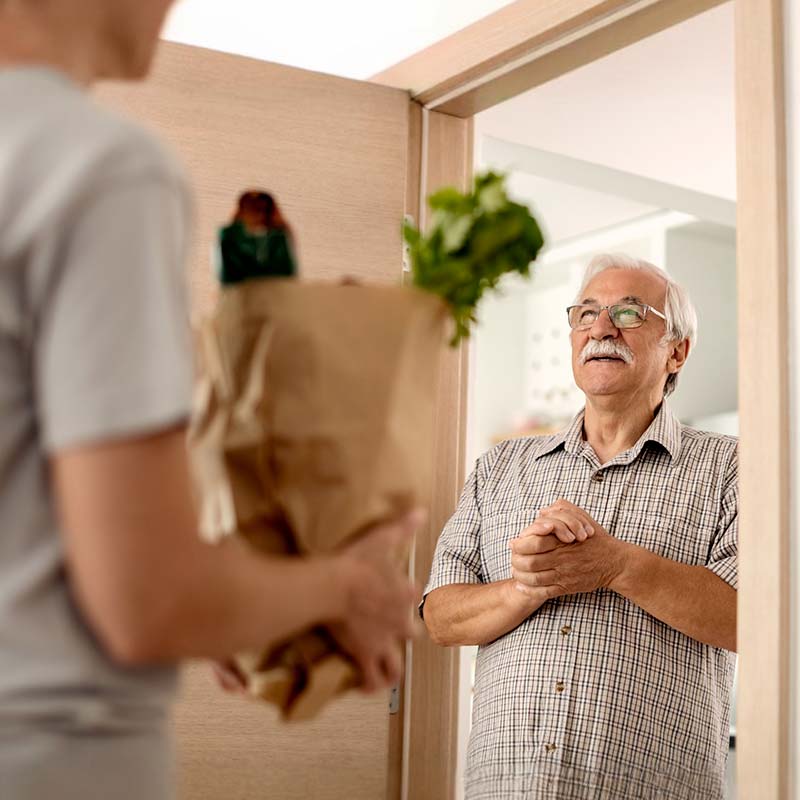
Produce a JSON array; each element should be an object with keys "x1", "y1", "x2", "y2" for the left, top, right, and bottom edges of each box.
[{"x1": 509, "y1": 499, "x2": 626, "y2": 600}]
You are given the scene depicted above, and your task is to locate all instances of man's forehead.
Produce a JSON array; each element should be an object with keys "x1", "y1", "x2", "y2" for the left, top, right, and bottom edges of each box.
[{"x1": 581, "y1": 269, "x2": 666, "y2": 304}]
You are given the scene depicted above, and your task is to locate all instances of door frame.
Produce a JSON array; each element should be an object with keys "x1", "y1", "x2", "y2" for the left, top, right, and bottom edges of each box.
[{"x1": 377, "y1": 1, "x2": 790, "y2": 797}]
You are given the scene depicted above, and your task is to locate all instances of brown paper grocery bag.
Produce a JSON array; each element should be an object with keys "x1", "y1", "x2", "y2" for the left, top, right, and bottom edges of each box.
[{"x1": 188, "y1": 279, "x2": 448, "y2": 720}]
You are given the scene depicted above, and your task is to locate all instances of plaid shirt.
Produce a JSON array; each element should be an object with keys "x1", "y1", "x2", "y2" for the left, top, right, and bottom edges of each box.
[{"x1": 424, "y1": 403, "x2": 738, "y2": 800}]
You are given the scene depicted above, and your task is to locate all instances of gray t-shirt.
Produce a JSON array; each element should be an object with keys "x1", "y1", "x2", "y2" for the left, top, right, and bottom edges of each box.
[{"x1": 0, "y1": 68, "x2": 192, "y2": 730}]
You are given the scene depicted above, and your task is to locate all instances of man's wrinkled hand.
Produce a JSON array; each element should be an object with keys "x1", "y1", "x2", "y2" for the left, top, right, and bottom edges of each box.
[
  {"x1": 529, "y1": 498, "x2": 597, "y2": 543},
  {"x1": 509, "y1": 500, "x2": 626, "y2": 598}
]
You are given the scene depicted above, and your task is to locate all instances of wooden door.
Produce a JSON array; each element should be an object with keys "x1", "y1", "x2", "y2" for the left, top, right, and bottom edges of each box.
[{"x1": 98, "y1": 41, "x2": 414, "y2": 800}]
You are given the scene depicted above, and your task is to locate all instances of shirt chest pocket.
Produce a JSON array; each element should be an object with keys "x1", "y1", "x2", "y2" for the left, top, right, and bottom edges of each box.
[
  {"x1": 479, "y1": 513, "x2": 524, "y2": 582},
  {"x1": 619, "y1": 507, "x2": 719, "y2": 565}
]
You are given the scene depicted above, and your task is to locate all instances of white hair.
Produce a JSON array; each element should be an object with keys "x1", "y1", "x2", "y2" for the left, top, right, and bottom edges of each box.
[{"x1": 575, "y1": 253, "x2": 698, "y2": 397}]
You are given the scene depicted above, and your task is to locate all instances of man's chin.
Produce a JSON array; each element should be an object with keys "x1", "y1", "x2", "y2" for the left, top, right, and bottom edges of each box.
[
  {"x1": 576, "y1": 378, "x2": 627, "y2": 398},
  {"x1": 575, "y1": 366, "x2": 630, "y2": 393}
]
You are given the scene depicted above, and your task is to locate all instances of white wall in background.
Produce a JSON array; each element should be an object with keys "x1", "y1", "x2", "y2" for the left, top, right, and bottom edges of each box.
[
  {"x1": 663, "y1": 222, "x2": 737, "y2": 424},
  {"x1": 468, "y1": 276, "x2": 529, "y2": 469},
  {"x1": 504, "y1": 170, "x2": 659, "y2": 245},
  {"x1": 523, "y1": 267, "x2": 582, "y2": 421},
  {"x1": 476, "y1": 3, "x2": 735, "y2": 200}
]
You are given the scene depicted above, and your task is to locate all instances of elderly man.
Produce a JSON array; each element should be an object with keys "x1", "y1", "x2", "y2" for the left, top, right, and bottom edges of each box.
[{"x1": 423, "y1": 254, "x2": 737, "y2": 800}]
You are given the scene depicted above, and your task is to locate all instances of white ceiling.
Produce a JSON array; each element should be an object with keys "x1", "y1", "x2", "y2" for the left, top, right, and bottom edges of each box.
[
  {"x1": 164, "y1": 1, "x2": 735, "y2": 246},
  {"x1": 162, "y1": 0, "x2": 514, "y2": 80},
  {"x1": 477, "y1": 3, "x2": 735, "y2": 201}
]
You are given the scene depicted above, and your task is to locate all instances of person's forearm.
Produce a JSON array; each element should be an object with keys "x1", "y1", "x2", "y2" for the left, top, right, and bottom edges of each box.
[
  {"x1": 134, "y1": 536, "x2": 351, "y2": 664},
  {"x1": 609, "y1": 542, "x2": 737, "y2": 651},
  {"x1": 56, "y1": 428, "x2": 419, "y2": 669},
  {"x1": 55, "y1": 431, "x2": 357, "y2": 666},
  {"x1": 423, "y1": 580, "x2": 548, "y2": 647},
  {"x1": 79, "y1": 528, "x2": 353, "y2": 665}
]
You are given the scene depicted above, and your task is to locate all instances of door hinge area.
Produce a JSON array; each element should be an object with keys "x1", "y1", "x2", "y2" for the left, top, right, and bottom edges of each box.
[
  {"x1": 402, "y1": 214, "x2": 415, "y2": 276},
  {"x1": 389, "y1": 685, "x2": 400, "y2": 714}
]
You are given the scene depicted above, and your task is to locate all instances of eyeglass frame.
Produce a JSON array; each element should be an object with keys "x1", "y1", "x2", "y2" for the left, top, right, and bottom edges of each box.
[{"x1": 565, "y1": 302, "x2": 668, "y2": 331}]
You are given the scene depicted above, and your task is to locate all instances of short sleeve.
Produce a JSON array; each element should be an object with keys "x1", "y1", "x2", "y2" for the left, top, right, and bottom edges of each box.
[
  {"x1": 35, "y1": 174, "x2": 193, "y2": 452},
  {"x1": 705, "y1": 446, "x2": 738, "y2": 590},
  {"x1": 420, "y1": 460, "x2": 486, "y2": 617}
]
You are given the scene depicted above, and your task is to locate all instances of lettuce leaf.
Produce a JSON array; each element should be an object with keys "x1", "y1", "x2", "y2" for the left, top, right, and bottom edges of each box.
[{"x1": 404, "y1": 171, "x2": 545, "y2": 345}]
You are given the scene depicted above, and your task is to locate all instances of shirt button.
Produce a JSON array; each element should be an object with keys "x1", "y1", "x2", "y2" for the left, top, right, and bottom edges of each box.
[
  {"x1": 555, "y1": 681, "x2": 565, "y2": 693},
  {"x1": 591, "y1": 472, "x2": 604, "y2": 483},
  {"x1": 545, "y1": 743, "x2": 557, "y2": 753},
  {"x1": 560, "y1": 625, "x2": 572, "y2": 637}
]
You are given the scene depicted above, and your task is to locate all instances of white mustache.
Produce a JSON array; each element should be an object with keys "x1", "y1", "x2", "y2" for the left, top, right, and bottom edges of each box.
[{"x1": 579, "y1": 339, "x2": 634, "y2": 365}]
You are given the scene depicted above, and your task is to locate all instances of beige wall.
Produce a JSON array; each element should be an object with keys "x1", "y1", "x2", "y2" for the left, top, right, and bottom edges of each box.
[
  {"x1": 99, "y1": 43, "x2": 411, "y2": 316},
  {"x1": 99, "y1": 41, "x2": 413, "y2": 800}
]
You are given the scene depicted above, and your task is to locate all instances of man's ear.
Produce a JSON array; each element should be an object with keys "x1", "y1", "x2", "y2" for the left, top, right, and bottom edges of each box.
[{"x1": 667, "y1": 338, "x2": 690, "y2": 375}]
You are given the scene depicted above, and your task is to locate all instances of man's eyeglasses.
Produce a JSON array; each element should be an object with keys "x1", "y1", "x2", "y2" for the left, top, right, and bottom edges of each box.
[{"x1": 566, "y1": 303, "x2": 667, "y2": 331}]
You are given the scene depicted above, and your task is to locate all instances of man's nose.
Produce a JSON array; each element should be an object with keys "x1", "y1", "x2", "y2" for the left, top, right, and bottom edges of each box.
[
  {"x1": 590, "y1": 308, "x2": 619, "y2": 339},
  {"x1": 589, "y1": 308, "x2": 619, "y2": 340}
]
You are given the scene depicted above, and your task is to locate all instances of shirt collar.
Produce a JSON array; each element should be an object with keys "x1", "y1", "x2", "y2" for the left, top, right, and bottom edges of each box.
[
  {"x1": 535, "y1": 411, "x2": 584, "y2": 460},
  {"x1": 637, "y1": 401, "x2": 682, "y2": 461},
  {"x1": 534, "y1": 401, "x2": 682, "y2": 463}
]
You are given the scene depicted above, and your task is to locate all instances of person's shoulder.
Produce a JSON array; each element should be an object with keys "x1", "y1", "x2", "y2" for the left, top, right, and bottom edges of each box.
[
  {"x1": 77, "y1": 99, "x2": 186, "y2": 189},
  {"x1": 680, "y1": 424, "x2": 738, "y2": 464},
  {"x1": 680, "y1": 424, "x2": 738, "y2": 448},
  {"x1": 477, "y1": 432, "x2": 565, "y2": 475},
  {"x1": 24, "y1": 73, "x2": 186, "y2": 190},
  {"x1": 0, "y1": 72, "x2": 175, "y2": 258},
  {"x1": 1, "y1": 69, "x2": 187, "y2": 194}
]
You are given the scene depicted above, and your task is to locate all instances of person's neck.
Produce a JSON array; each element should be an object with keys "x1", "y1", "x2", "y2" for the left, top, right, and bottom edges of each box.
[
  {"x1": 582, "y1": 392, "x2": 663, "y2": 465},
  {"x1": 0, "y1": 12, "x2": 98, "y2": 86}
]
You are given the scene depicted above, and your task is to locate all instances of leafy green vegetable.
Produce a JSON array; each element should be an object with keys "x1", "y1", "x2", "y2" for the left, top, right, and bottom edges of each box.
[{"x1": 404, "y1": 171, "x2": 545, "y2": 346}]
